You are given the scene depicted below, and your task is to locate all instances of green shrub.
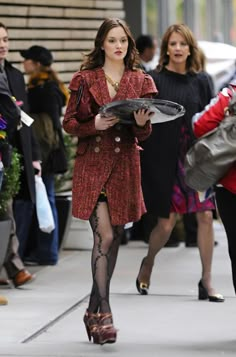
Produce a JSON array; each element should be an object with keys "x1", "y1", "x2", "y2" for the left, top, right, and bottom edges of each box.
[{"x1": 0, "y1": 150, "x2": 21, "y2": 218}]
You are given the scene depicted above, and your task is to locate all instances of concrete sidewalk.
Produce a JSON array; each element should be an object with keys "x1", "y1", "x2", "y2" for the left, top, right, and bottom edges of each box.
[{"x1": 0, "y1": 221, "x2": 235, "y2": 356}]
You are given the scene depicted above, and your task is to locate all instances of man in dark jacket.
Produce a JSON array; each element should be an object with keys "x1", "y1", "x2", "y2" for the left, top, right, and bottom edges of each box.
[{"x1": 0, "y1": 22, "x2": 41, "y2": 287}]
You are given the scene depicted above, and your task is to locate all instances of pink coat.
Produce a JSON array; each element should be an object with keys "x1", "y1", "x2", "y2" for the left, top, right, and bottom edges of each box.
[{"x1": 63, "y1": 68, "x2": 157, "y2": 225}]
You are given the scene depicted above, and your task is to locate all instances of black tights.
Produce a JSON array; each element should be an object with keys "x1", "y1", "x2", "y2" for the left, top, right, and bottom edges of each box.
[
  {"x1": 215, "y1": 187, "x2": 236, "y2": 294},
  {"x1": 87, "y1": 201, "x2": 124, "y2": 313}
]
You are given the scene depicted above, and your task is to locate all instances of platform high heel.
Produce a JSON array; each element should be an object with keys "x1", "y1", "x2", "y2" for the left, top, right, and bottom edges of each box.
[
  {"x1": 83, "y1": 310, "x2": 100, "y2": 343},
  {"x1": 198, "y1": 280, "x2": 225, "y2": 302},
  {"x1": 96, "y1": 313, "x2": 117, "y2": 345},
  {"x1": 136, "y1": 257, "x2": 150, "y2": 295}
]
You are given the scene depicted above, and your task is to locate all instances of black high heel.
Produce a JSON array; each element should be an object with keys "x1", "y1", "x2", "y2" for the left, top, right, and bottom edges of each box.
[
  {"x1": 198, "y1": 280, "x2": 225, "y2": 302},
  {"x1": 136, "y1": 258, "x2": 150, "y2": 295}
]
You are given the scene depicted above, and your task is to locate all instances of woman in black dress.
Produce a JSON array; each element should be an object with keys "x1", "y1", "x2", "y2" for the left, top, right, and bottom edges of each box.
[{"x1": 136, "y1": 24, "x2": 224, "y2": 303}]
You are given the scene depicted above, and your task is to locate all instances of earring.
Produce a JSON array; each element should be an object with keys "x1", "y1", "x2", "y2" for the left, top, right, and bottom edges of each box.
[{"x1": 167, "y1": 51, "x2": 169, "y2": 55}]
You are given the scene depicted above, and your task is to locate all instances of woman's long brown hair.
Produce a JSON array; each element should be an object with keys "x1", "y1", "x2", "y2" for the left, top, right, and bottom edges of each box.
[{"x1": 80, "y1": 18, "x2": 140, "y2": 71}]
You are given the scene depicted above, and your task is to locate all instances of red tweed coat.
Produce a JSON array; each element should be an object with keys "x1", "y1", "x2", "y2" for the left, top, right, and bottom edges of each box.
[{"x1": 63, "y1": 67, "x2": 157, "y2": 225}]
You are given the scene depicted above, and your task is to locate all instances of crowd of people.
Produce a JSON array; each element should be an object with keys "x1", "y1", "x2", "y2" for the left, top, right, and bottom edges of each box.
[
  {"x1": 0, "y1": 16, "x2": 236, "y2": 348},
  {"x1": 0, "y1": 22, "x2": 68, "y2": 305}
]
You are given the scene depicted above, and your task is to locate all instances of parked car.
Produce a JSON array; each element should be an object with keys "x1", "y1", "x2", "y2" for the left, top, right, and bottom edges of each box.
[{"x1": 198, "y1": 40, "x2": 236, "y2": 94}]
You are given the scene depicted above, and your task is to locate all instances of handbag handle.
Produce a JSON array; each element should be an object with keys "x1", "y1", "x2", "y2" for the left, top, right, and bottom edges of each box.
[{"x1": 76, "y1": 80, "x2": 84, "y2": 109}]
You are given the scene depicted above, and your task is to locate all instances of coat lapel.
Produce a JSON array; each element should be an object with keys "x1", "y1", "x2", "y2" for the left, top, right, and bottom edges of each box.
[
  {"x1": 116, "y1": 70, "x2": 140, "y2": 100},
  {"x1": 89, "y1": 68, "x2": 109, "y2": 107}
]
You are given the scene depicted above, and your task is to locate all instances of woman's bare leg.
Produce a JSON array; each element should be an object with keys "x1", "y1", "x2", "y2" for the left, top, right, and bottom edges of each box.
[
  {"x1": 196, "y1": 210, "x2": 216, "y2": 295},
  {"x1": 137, "y1": 212, "x2": 177, "y2": 284}
]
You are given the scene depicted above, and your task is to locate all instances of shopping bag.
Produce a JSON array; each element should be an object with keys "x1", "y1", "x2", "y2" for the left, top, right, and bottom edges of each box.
[{"x1": 35, "y1": 175, "x2": 55, "y2": 233}]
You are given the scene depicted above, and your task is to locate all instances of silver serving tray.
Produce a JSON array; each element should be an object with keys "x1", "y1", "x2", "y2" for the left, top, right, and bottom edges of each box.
[{"x1": 99, "y1": 98, "x2": 185, "y2": 124}]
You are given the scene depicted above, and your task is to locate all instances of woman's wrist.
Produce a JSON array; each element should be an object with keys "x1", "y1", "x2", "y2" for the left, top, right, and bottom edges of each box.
[{"x1": 135, "y1": 120, "x2": 149, "y2": 128}]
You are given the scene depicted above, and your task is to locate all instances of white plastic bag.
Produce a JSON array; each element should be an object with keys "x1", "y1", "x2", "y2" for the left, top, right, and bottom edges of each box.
[{"x1": 35, "y1": 175, "x2": 55, "y2": 233}]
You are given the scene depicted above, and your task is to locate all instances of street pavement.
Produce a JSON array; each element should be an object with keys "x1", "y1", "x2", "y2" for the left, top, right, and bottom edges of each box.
[{"x1": 0, "y1": 221, "x2": 235, "y2": 357}]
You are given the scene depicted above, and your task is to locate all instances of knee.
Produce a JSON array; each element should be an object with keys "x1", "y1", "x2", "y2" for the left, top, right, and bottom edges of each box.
[
  {"x1": 197, "y1": 211, "x2": 213, "y2": 226},
  {"x1": 157, "y1": 220, "x2": 175, "y2": 236},
  {"x1": 100, "y1": 231, "x2": 114, "y2": 250}
]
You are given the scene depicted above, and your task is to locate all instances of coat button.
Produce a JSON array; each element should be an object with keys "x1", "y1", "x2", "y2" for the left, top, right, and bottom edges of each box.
[
  {"x1": 114, "y1": 147, "x2": 120, "y2": 153},
  {"x1": 94, "y1": 147, "x2": 100, "y2": 153},
  {"x1": 95, "y1": 136, "x2": 101, "y2": 142},
  {"x1": 115, "y1": 136, "x2": 121, "y2": 142}
]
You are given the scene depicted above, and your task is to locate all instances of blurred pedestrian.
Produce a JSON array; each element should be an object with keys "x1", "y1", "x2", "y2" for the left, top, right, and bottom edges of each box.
[
  {"x1": 20, "y1": 45, "x2": 69, "y2": 265},
  {"x1": 136, "y1": 34, "x2": 158, "y2": 71}
]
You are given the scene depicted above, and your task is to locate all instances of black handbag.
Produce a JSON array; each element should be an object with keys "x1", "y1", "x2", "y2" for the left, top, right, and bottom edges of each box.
[
  {"x1": 49, "y1": 130, "x2": 68, "y2": 174},
  {"x1": 184, "y1": 90, "x2": 236, "y2": 191}
]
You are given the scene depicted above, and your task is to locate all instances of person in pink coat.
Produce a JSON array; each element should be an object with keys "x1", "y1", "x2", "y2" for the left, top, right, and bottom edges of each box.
[{"x1": 63, "y1": 17, "x2": 157, "y2": 345}]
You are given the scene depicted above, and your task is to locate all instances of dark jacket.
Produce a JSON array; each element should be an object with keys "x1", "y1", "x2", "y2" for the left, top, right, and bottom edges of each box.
[
  {"x1": 28, "y1": 78, "x2": 66, "y2": 130},
  {"x1": 5, "y1": 60, "x2": 41, "y2": 203},
  {"x1": 27, "y1": 74, "x2": 67, "y2": 173}
]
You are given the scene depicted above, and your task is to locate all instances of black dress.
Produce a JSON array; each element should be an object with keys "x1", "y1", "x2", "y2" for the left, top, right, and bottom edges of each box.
[{"x1": 140, "y1": 67, "x2": 215, "y2": 218}]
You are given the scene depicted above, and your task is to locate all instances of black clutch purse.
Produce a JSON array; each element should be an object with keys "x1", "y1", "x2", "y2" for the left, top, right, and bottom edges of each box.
[{"x1": 99, "y1": 98, "x2": 185, "y2": 124}]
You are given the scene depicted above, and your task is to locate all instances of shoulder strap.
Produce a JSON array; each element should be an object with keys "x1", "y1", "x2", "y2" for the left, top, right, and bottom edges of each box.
[
  {"x1": 76, "y1": 71, "x2": 92, "y2": 107},
  {"x1": 77, "y1": 81, "x2": 83, "y2": 107},
  {"x1": 228, "y1": 84, "x2": 234, "y2": 95},
  {"x1": 227, "y1": 85, "x2": 236, "y2": 115}
]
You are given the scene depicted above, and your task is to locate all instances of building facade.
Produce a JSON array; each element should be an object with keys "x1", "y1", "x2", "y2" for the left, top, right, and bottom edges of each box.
[
  {"x1": 1, "y1": 0, "x2": 236, "y2": 86},
  {"x1": 1, "y1": 0, "x2": 125, "y2": 85}
]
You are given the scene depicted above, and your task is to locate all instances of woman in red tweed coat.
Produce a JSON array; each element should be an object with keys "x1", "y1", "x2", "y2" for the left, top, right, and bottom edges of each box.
[{"x1": 63, "y1": 18, "x2": 157, "y2": 345}]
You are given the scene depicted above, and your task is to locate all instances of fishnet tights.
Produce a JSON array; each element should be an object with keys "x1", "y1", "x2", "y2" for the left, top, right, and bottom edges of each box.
[{"x1": 87, "y1": 201, "x2": 124, "y2": 314}]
